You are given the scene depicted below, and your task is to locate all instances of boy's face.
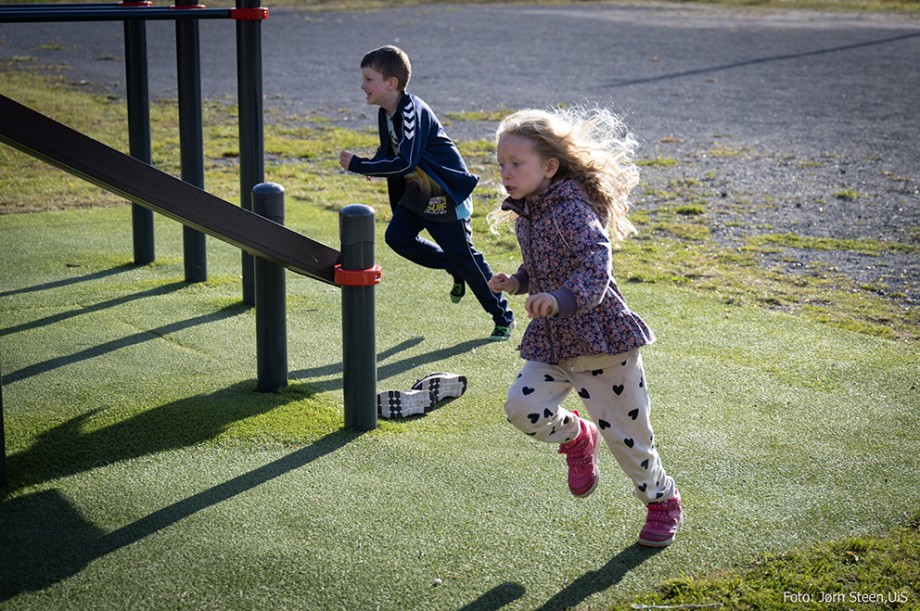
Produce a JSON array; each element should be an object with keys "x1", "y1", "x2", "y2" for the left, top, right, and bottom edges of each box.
[
  {"x1": 361, "y1": 67, "x2": 398, "y2": 109},
  {"x1": 497, "y1": 134, "x2": 558, "y2": 201}
]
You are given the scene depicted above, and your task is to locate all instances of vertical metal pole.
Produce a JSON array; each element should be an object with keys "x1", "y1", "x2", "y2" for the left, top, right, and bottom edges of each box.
[
  {"x1": 252, "y1": 183, "x2": 287, "y2": 392},
  {"x1": 176, "y1": 1, "x2": 207, "y2": 282},
  {"x1": 1, "y1": 368, "x2": 6, "y2": 488},
  {"x1": 340, "y1": 204, "x2": 377, "y2": 431},
  {"x1": 236, "y1": 0, "x2": 264, "y2": 305},
  {"x1": 124, "y1": 15, "x2": 155, "y2": 265}
]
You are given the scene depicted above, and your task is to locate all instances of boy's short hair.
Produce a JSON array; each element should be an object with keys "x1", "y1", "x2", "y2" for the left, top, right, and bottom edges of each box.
[{"x1": 360, "y1": 45, "x2": 412, "y2": 91}]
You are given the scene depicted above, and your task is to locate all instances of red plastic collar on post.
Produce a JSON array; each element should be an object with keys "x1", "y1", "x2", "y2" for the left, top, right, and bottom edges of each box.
[
  {"x1": 334, "y1": 263, "x2": 382, "y2": 287},
  {"x1": 230, "y1": 6, "x2": 268, "y2": 20}
]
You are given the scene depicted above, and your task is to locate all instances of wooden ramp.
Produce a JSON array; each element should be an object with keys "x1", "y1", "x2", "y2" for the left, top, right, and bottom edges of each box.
[{"x1": 0, "y1": 94, "x2": 339, "y2": 284}]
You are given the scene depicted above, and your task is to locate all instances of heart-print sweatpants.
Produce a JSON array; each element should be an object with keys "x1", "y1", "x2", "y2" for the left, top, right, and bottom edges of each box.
[{"x1": 504, "y1": 349, "x2": 676, "y2": 504}]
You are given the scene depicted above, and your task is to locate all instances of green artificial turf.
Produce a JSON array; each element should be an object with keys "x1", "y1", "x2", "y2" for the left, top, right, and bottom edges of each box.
[
  {"x1": 1, "y1": 50, "x2": 918, "y2": 610},
  {"x1": 1, "y1": 200, "x2": 918, "y2": 610}
]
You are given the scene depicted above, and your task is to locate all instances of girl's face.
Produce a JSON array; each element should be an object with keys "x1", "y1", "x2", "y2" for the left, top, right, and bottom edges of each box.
[{"x1": 497, "y1": 134, "x2": 558, "y2": 200}]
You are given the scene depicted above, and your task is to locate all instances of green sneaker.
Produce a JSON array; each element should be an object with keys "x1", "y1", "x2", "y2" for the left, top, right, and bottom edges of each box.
[
  {"x1": 450, "y1": 280, "x2": 465, "y2": 304},
  {"x1": 489, "y1": 323, "x2": 514, "y2": 341}
]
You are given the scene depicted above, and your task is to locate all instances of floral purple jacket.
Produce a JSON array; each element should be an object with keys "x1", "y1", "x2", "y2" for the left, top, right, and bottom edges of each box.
[{"x1": 502, "y1": 178, "x2": 655, "y2": 364}]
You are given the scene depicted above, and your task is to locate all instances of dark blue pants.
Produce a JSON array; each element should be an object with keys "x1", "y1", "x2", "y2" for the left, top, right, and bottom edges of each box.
[{"x1": 385, "y1": 205, "x2": 514, "y2": 327}]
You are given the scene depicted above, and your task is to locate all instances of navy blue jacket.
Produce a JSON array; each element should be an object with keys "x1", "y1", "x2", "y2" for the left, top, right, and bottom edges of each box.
[{"x1": 347, "y1": 92, "x2": 478, "y2": 210}]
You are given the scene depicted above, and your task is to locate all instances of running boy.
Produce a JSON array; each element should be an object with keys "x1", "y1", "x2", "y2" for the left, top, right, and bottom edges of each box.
[{"x1": 339, "y1": 45, "x2": 514, "y2": 341}]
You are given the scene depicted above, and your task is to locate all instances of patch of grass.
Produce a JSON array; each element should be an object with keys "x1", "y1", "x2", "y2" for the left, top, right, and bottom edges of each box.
[
  {"x1": 618, "y1": 235, "x2": 917, "y2": 342},
  {"x1": 747, "y1": 233, "x2": 918, "y2": 256},
  {"x1": 675, "y1": 204, "x2": 705, "y2": 216},
  {"x1": 36, "y1": 43, "x2": 73, "y2": 52},
  {"x1": 834, "y1": 188, "x2": 860, "y2": 200},
  {"x1": 707, "y1": 141, "x2": 746, "y2": 159},
  {"x1": 834, "y1": 189, "x2": 859, "y2": 202},
  {"x1": 622, "y1": 512, "x2": 920, "y2": 610},
  {"x1": 881, "y1": 169, "x2": 910, "y2": 182},
  {"x1": 668, "y1": 177, "x2": 701, "y2": 189},
  {"x1": 659, "y1": 133, "x2": 687, "y2": 144},
  {"x1": 638, "y1": 156, "x2": 679, "y2": 168},
  {"x1": 640, "y1": 186, "x2": 677, "y2": 201},
  {"x1": 443, "y1": 107, "x2": 513, "y2": 123},
  {"x1": 649, "y1": 220, "x2": 711, "y2": 241},
  {"x1": 457, "y1": 138, "x2": 498, "y2": 163}
]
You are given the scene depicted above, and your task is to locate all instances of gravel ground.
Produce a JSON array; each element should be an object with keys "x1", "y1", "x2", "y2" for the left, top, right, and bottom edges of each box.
[
  {"x1": 635, "y1": 138, "x2": 919, "y2": 306},
  {"x1": 1, "y1": 2, "x2": 918, "y2": 306}
]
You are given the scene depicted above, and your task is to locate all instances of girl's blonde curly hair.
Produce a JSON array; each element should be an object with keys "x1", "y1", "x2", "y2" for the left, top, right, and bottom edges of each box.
[{"x1": 489, "y1": 106, "x2": 640, "y2": 244}]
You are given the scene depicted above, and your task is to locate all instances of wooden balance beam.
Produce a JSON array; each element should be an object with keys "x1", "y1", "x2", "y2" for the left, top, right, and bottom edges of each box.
[{"x1": 0, "y1": 94, "x2": 339, "y2": 284}]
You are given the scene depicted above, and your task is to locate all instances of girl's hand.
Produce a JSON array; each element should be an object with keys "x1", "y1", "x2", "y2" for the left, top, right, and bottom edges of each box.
[
  {"x1": 488, "y1": 272, "x2": 517, "y2": 294},
  {"x1": 338, "y1": 151, "x2": 354, "y2": 171},
  {"x1": 525, "y1": 293, "x2": 559, "y2": 319}
]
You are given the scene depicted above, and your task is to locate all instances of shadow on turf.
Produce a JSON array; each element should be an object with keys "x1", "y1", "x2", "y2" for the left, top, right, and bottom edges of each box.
[
  {"x1": 0, "y1": 263, "x2": 135, "y2": 299},
  {"x1": 2, "y1": 296, "x2": 242, "y2": 383},
  {"x1": 0, "y1": 269, "x2": 186, "y2": 342},
  {"x1": 0, "y1": 484, "x2": 661, "y2": 607},
  {"x1": 5, "y1": 332, "x2": 488, "y2": 492},
  {"x1": 533, "y1": 544, "x2": 664, "y2": 610},
  {"x1": 290, "y1": 336, "x2": 492, "y2": 392},
  {"x1": 455, "y1": 544, "x2": 662, "y2": 610},
  {"x1": 3, "y1": 372, "x2": 320, "y2": 491},
  {"x1": 0, "y1": 430, "x2": 358, "y2": 602}
]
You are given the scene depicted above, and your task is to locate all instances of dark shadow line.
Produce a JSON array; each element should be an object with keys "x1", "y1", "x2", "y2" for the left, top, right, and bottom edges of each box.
[
  {"x1": 1, "y1": 432, "x2": 359, "y2": 601},
  {"x1": 534, "y1": 543, "x2": 663, "y2": 611},
  {"x1": 0, "y1": 263, "x2": 135, "y2": 299},
  {"x1": 379, "y1": 336, "x2": 426, "y2": 360},
  {"x1": 609, "y1": 31, "x2": 920, "y2": 88},
  {"x1": 377, "y1": 337, "x2": 492, "y2": 382},
  {"x1": 287, "y1": 336, "x2": 426, "y2": 385},
  {"x1": 459, "y1": 582, "x2": 527, "y2": 611},
  {"x1": 289, "y1": 337, "x2": 492, "y2": 392},
  {"x1": 0, "y1": 280, "x2": 188, "y2": 339},
  {"x1": 3, "y1": 302, "x2": 246, "y2": 384},
  {"x1": 96, "y1": 430, "x2": 359, "y2": 556},
  {"x1": 4, "y1": 372, "x2": 315, "y2": 491}
]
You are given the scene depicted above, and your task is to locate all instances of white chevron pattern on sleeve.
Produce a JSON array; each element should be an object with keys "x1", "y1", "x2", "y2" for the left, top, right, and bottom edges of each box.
[
  {"x1": 403, "y1": 101, "x2": 416, "y2": 140},
  {"x1": 357, "y1": 96, "x2": 419, "y2": 176}
]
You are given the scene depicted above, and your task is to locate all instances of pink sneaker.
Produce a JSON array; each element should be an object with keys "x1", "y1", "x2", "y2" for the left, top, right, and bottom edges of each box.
[
  {"x1": 557, "y1": 412, "x2": 599, "y2": 498},
  {"x1": 638, "y1": 489, "x2": 682, "y2": 547}
]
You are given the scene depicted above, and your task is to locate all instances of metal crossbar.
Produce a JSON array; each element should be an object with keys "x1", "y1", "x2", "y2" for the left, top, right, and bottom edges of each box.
[{"x1": 0, "y1": 3, "x2": 246, "y2": 23}]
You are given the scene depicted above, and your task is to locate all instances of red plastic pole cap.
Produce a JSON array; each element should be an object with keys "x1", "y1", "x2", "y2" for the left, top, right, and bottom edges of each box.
[
  {"x1": 230, "y1": 6, "x2": 269, "y2": 20},
  {"x1": 334, "y1": 263, "x2": 382, "y2": 287}
]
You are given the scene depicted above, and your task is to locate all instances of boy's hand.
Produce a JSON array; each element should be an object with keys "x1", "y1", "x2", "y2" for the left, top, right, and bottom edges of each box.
[
  {"x1": 488, "y1": 272, "x2": 517, "y2": 294},
  {"x1": 525, "y1": 293, "x2": 559, "y2": 319},
  {"x1": 338, "y1": 151, "x2": 355, "y2": 171}
]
